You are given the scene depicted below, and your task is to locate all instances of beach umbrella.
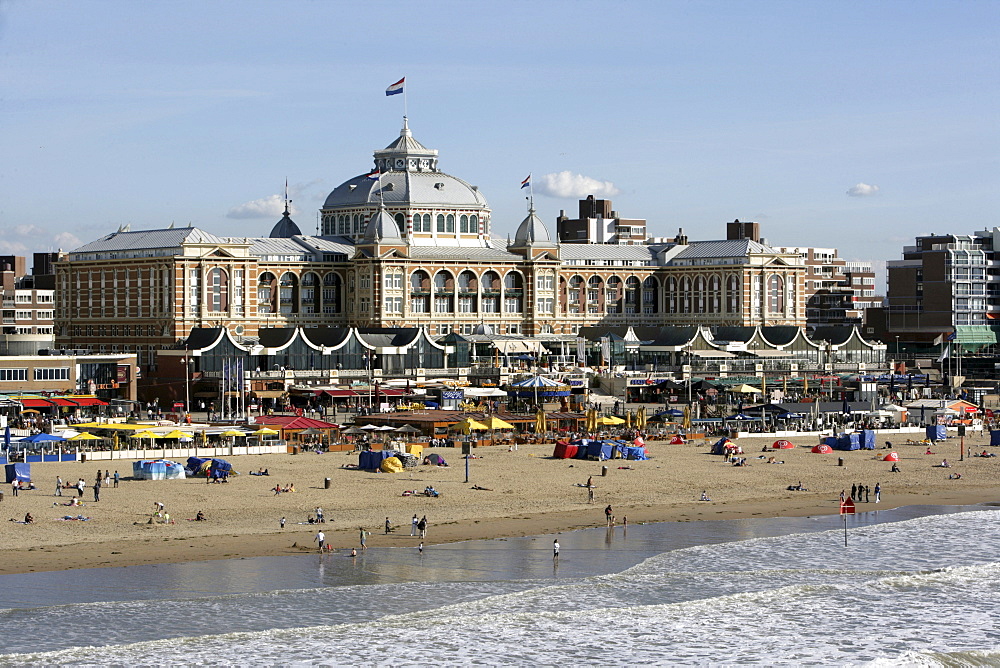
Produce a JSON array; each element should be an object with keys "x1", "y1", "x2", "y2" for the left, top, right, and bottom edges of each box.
[
  {"x1": 731, "y1": 384, "x2": 762, "y2": 394},
  {"x1": 596, "y1": 415, "x2": 625, "y2": 426},
  {"x1": 22, "y1": 432, "x2": 67, "y2": 443},
  {"x1": 395, "y1": 424, "x2": 421, "y2": 434},
  {"x1": 342, "y1": 426, "x2": 366, "y2": 436},
  {"x1": 252, "y1": 427, "x2": 280, "y2": 436},
  {"x1": 69, "y1": 432, "x2": 102, "y2": 441},
  {"x1": 3, "y1": 425, "x2": 9, "y2": 450},
  {"x1": 682, "y1": 405, "x2": 692, "y2": 430},
  {"x1": 162, "y1": 429, "x2": 195, "y2": 439},
  {"x1": 360, "y1": 424, "x2": 381, "y2": 431},
  {"x1": 624, "y1": 411, "x2": 633, "y2": 429},
  {"x1": 453, "y1": 417, "x2": 489, "y2": 435},
  {"x1": 480, "y1": 416, "x2": 515, "y2": 430},
  {"x1": 535, "y1": 407, "x2": 547, "y2": 433},
  {"x1": 221, "y1": 429, "x2": 246, "y2": 437},
  {"x1": 636, "y1": 405, "x2": 646, "y2": 429}
]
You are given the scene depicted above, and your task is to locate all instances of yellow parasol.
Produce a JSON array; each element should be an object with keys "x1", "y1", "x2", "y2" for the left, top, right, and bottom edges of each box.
[
  {"x1": 587, "y1": 408, "x2": 598, "y2": 432},
  {"x1": 682, "y1": 406, "x2": 692, "y2": 430},
  {"x1": 69, "y1": 432, "x2": 102, "y2": 441},
  {"x1": 535, "y1": 408, "x2": 547, "y2": 434},
  {"x1": 453, "y1": 417, "x2": 489, "y2": 435},
  {"x1": 597, "y1": 415, "x2": 625, "y2": 426},
  {"x1": 252, "y1": 427, "x2": 280, "y2": 436},
  {"x1": 636, "y1": 405, "x2": 646, "y2": 429},
  {"x1": 480, "y1": 415, "x2": 514, "y2": 430},
  {"x1": 625, "y1": 411, "x2": 633, "y2": 429},
  {"x1": 131, "y1": 430, "x2": 160, "y2": 439},
  {"x1": 162, "y1": 429, "x2": 194, "y2": 439}
]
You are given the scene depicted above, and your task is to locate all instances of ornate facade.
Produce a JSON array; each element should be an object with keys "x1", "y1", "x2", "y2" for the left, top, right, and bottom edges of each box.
[{"x1": 55, "y1": 119, "x2": 807, "y2": 374}]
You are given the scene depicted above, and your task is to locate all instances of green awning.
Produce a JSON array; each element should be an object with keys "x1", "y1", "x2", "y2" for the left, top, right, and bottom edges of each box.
[{"x1": 954, "y1": 326, "x2": 999, "y2": 345}]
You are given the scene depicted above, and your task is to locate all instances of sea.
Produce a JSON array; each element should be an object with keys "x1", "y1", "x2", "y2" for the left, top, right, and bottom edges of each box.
[{"x1": 1, "y1": 504, "x2": 998, "y2": 666}]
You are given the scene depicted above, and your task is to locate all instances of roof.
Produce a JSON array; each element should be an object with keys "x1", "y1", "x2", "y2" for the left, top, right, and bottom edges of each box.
[
  {"x1": 558, "y1": 244, "x2": 657, "y2": 262},
  {"x1": 669, "y1": 238, "x2": 780, "y2": 261},
  {"x1": 512, "y1": 207, "x2": 554, "y2": 246},
  {"x1": 406, "y1": 245, "x2": 521, "y2": 261},
  {"x1": 254, "y1": 416, "x2": 340, "y2": 430},
  {"x1": 70, "y1": 226, "x2": 230, "y2": 255},
  {"x1": 258, "y1": 328, "x2": 297, "y2": 349},
  {"x1": 357, "y1": 328, "x2": 420, "y2": 348},
  {"x1": 363, "y1": 207, "x2": 403, "y2": 243},
  {"x1": 269, "y1": 208, "x2": 302, "y2": 238}
]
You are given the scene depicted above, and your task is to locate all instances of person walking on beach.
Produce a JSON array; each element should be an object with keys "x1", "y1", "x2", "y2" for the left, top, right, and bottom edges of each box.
[
  {"x1": 314, "y1": 530, "x2": 325, "y2": 552},
  {"x1": 839, "y1": 490, "x2": 845, "y2": 503},
  {"x1": 55, "y1": 476, "x2": 62, "y2": 497},
  {"x1": 874, "y1": 482, "x2": 881, "y2": 503},
  {"x1": 113, "y1": 471, "x2": 120, "y2": 488},
  {"x1": 553, "y1": 540, "x2": 560, "y2": 560},
  {"x1": 411, "y1": 514, "x2": 418, "y2": 536},
  {"x1": 418, "y1": 515, "x2": 427, "y2": 539},
  {"x1": 605, "y1": 505, "x2": 613, "y2": 526},
  {"x1": 359, "y1": 527, "x2": 369, "y2": 550},
  {"x1": 850, "y1": 483, "x2": 857, "y2": 501},
  {"x1": 588, "y1": 486, "x2": 595, "y2": 503},
  {"x1": 418, "y1": 542, "x2": 424, "y2": 553},
  {"x1": 11, "y1": 479, "x2": 18, "y2": 497},
  {"x1": 76, "y1": 478, "x2": 85, "y2": 497},
  {"x1": 280, "y1": 516, "x2": 286, "y2": 529},
  {"x1": 385, "y1": 517, "x2": 392, "y2": 535},
  {"x1": 93, "y1": 479, "x2": 100, "y2": 502},
  {"x1": 865, "y1": 485, "x2": 871, "y2": 503}
]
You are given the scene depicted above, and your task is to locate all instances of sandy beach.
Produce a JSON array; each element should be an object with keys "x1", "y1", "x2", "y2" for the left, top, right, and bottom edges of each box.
[{"x1": 2, "y1": 432, "x2": 998, "y2": 575}]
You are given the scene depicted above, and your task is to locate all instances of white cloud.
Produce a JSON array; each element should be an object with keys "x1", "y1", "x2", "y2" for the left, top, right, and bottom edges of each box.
[
  {"x1": 536, "y1": 171, "x2": 620, "y2": 199},
  {"x1": 847, "y1": 182, "x2": 880, "y2": 197},
  {"x1": 0, "y1": 240, "x2": 29, "y2": 254},
  {"x1": 227, "y1": 194, "x2": 297, "y2": 219},
  {"x1": 53, "y1": 232, "x2": 82, "y2": 250}
]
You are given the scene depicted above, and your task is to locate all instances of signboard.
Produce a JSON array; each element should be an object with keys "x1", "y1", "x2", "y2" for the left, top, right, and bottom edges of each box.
[
  {"x1": 117, "y1": 365, "x2": 130, "y2": 383},
  {"x1": 840, "y1": 498, "x2": 856, "y2": 515},
  {"x1": 441, "y1": 390, "x2": 465, "y2": 400}
]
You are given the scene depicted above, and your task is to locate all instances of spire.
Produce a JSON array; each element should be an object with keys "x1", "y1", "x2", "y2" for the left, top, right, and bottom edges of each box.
[
  {"x1": 363, "y1": 205, "x2": 403, "y2": 244},
  {"x1": 269, "y1": 180, "x2": 302, "y2": 238},
  {"x1": 513, "y1": 202, "x2": 553, "y2": 247}
]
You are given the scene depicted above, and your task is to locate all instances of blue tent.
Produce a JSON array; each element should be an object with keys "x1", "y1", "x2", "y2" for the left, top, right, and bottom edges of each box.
[
  {"x1": 712, "y1": 437, "x2": 733, "y2": 455},
  {"x1": 359, "y1": 450, "x2": 395, "y2": 470},
  {"x1": 586, "y1": 441, "x2": 614, "y2": 460},
  {"x1": 4, "y1": 462, "x2": 30, "y2": 483},
  {"x1": 833, "y1": 433, "x2": 860, "y2": 451},
  {"x1": 991, "y1": 430, "x2": 1000, "y2": 447},
  {"x1": 208, "y1": 459, "x2": 232, "y2": 480},
  {"x1": 926, "y1": 425, "x2": 947, "y2": 441},
  {"x1": 860, "y1": 430, "x2": 876, "y2": 450},
  {"x1": 132, "y1": 459, "x2": 186, "y2": 480}
]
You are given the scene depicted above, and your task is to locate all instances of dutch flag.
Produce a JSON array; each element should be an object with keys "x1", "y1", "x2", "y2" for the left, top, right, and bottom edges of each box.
[
  {"x1": 520, "y1": 174, "x2": 531, "y2": 189},
  {"x1": 385, "y1": 77, "x2": 405, "y2": 96},
  {"x1": 366, "y1": 169, "x2": 381, "y2": 180}
]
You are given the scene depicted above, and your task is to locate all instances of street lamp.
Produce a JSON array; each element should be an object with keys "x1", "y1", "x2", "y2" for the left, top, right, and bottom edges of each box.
[{"x1": 179, "y1": 351, "x2": 191, "y2": 421}]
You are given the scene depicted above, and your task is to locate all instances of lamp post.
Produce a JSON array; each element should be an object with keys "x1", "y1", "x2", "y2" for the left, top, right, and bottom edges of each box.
[{"x1": 179, "y1": 351, "x2": 191, "y2": 421}]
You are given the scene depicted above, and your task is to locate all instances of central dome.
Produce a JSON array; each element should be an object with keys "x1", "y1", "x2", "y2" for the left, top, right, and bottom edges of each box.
[{"x1": 320, "y1": 118, "x2": 491, "y2": 246}]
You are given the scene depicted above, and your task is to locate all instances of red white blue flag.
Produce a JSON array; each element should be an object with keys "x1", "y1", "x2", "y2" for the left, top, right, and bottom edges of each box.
[
  {"x1": 520, "y1": 174, "x2": 531, "y2": 189},
  {"x1": 385, "y1": 78, "x2": 405, "y2": 96},
  {"x1": 366, "y1": 169, "x2": 381, "y2": 180}
]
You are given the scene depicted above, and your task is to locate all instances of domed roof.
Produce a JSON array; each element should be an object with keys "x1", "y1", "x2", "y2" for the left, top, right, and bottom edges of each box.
[
  {"x1": 269, "y1": 204, "x2": 302, "y2": 238},
  {"x1": 363, "y1": 206, "x2": 403, "y2": 243},
  {"x1": 322, "y1": 119, "x2": 489, "y2": 212},
  {"x1": 512, "y1": 206, "x2": 554, "y2": 246}
]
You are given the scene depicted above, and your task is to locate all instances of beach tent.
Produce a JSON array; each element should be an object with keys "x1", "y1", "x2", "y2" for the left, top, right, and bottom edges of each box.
[
  {"x1": 772, "y1": 440, "x2": 795, "y2": 449},
  {"x1": 860, "y1": 430, "x2": 876, "y2": 450},
  {"x1": 207, "y1": 459, "x2": 233, "y2": 480},
  {"x1": 926, "y1": 425, "x2": 947, "y2": 441},
  {"x1": 132, "y1": 459, "x2": 186, "y2": 480},
  {"x1": 991, "y1": 430, "x2": 1000, "y2": 447},
  {"x1": 552, "y1": 441, "x2": 579, "y2": 459},
  {"x1": 405, "y1": 443, "x2": 424, "y2": 458},
  {"x1": 425, "y1": 453, "x2": 448, "y2": 466},
  {"x1": 711, "y1": 438, "x2": 733, "y2": 455},
  {"x1": 834, "y1": 433, "x2": 861, "y2": 451},
  {"x1": 186, "y1": 456, "x2": 209, "y2": 474},
  {"x1": 380, "y1": 456, "x2": 404, "y2": 473},
  {"x1": 4, "y1": 462, "x2": 30, "y2": 483},
  {"x1": 669, "y1": 434, "x2": 685, "y2": 444},
  {"x1": 614, "y1": 444, "x2": 648, "y2": 460},
  {"x1": 586, "y1": 440, "x2": 614, "y2": 460},
  {"x1": 884, "y1": 452, "x2": 900, "y2": 462},
  {"x1": 811, "y1": 444, "x2": 833, "y2": 454},
  {"x1": 359, "y1": 450, "x2": 394, "y2": 470}
]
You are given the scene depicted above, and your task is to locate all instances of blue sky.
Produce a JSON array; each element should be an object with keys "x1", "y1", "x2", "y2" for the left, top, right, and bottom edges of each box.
[{"x1": 1, "y1": 0, "x2": 997, "y2": 286}]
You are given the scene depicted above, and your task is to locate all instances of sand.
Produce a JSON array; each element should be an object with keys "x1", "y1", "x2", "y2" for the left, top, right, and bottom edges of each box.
[{"x1": 2, "y1": 432, "x2": 997, "y2": 575}]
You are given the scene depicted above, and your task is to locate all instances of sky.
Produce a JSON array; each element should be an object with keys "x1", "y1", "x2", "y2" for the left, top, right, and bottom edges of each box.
[{"x1": 1, "y1": 0, "x2": 998, "y2": 288}]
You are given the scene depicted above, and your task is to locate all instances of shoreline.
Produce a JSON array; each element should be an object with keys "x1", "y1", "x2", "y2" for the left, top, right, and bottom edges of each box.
[
  {"x1": 4, "y1": 490, "x2": 997, "y2": 576},
  {"x1": 2, "y1": 433, "x2": 997, "y2": 576}
]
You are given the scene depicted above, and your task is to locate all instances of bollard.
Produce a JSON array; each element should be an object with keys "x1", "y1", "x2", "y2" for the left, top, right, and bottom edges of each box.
[
  {"x1": 601, "y1": 465, "x2": 608, "y2": 477},
  {"x1": 324, "y1": 477, "x2": 331, "y2": 489},
  {"x1": 838, "y1": 457, "x2": 844, "y2": 467}
]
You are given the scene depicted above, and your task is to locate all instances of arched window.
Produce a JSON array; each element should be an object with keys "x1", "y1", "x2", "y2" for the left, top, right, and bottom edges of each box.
[
  {"x1": 322, "y1": 273, "x2": 342, "y2": 313},
  {"x1": 481, "y1": 271, "x2": 500, "y2": 292},
  {"x1": 422, "y1": 214, "x2": 431, "y2": 232},
  {"x1": 279, "y1": 272, "x2": 299, "y2": 314},
  {"x1": 436, "y1": 214, "x2": 446, "y2": 233},
  {"x1": 301, "y1": 272, "x2": 321, "y2": 314},
  {"x1": 207, "y1": 268, "x2": 229, "y2": 312},
  {"x1": 503, "y1": 272, "x2": 523, "y2": 313},
  {"x1": 434, "y1": 271, "x2": 453, "y2": 291},
  {"x1": 470, "y1": 215, "x2": 479, "y2": 234},
  {"x1": 412, "y1": 214, "x2": 421, "y2": 231},
  {"x1": 410, "y1": 270, "x2": 430, "y2": 292},
  {"x1": 727, "y1": 275, "x2": 740, "y2": 313},
  {"x1": 768, "y1": 275, "x2": 785, "y2": 313},
  {"x1": 458, "y1": 271, "x2": 477, "y2": 291},
  {"x1": 709, "y1": 275, "x2": 721, "y2": 313},
  {"x1": 680, "y1": 277, "x2": 691, "y2": 313},
  {"x1": 446, "y1": 214, "x2": 455, "y2": 233},
  {"x1": 460, "y1": 214, "x2": 469, "y2": 233},
  {"x1": 505, "y1": 272, "x2": 523, "y2": 290},
  {"x1": 258, "y1": 272, "x2": 276, "y2": 314},
  {"x1": 667, "y1": 277, "x2": 677, "y2": 313},
  {"x1": 353, "y1": 214, "x2": 361, "y2": 235},
  {"x1": 694, "y1": 276, "x2": 706, "y2": 313},
  {"x1": 394, "y1": 213, "x2": 405, "y2": 228}
]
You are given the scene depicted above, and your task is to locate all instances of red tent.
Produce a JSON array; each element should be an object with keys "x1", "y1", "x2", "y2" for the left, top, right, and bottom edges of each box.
[
  {"x1": 552, "y1": 441, "x2": 578, "y2": 459},
  {"x1": 811, "y1": 444, "x2": 833, "y2": 453},
  {"x1": 884, "y1": 452, "x2": 899, "y2": 461},
  {"x1": 669, "y1": 435, "x2": 686, "y2": 444},
  {"x1": 772, "y1": 440, "x2": 794, "y2": 449}
]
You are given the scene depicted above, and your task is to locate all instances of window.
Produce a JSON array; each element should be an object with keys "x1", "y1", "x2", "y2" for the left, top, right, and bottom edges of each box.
[
  {"x1": 15, "y1": 311, "x2": 31, "y2": 320},
  {"x1": 410, "y1": 297, "x2": 427, "y2": 313},
  {"x1": 359, "y1": 297, "x2": 370, "y2": 312},
  {"x1": 437, "y1": 214, "x2": 446, "y2": 233},
  {"x1": 34, "y1": 367, "x2": 70, "y2": 381},
  {"x1": 435, "y1": 296, "x2": 452, "y2": 313},
  {"x1": 458, "y1": 296, "x2": 474, "y2": 313},
  {"x1": 208, "y1": 268, "x2": 229, "y2": 312},
  {"x1": 384, "y1": 296, "x2": 402, "y2": 313},
  {"x1": 446, "y1": 214, "x2": 455, "y2": 233},
  {"x1": 768, "y1": 275, "x2": 785, "y2": 313},
  {"x1": 188, "y1": 268, "x2": 201, "y2": 315},
  {"x1": 460, "y1": 214, "x2": 470, "y2": 233},
  {"x1": 538, "y1": 297, "x2": 554, "y2": 313},
  {"x1": 0, "y1": 369, "x2": 27, "y2": 381},
  {"x1": 505, "y1": 297, "x2": 520, "y2": 313},
  {"x1": 360, "y1": 274, "x2": 370, "y2": 289},
  {"x1": 470, "y1": 215, "x2": 479, "y2": 234}
]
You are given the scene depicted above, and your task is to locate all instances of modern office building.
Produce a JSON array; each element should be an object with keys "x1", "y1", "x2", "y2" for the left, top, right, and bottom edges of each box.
[
  {"x1": 772, "y1": 246, "x2": 880, "y2": 329},
  {"x1": 0, "y1": 253, "x2": 59, "y2": 355}
]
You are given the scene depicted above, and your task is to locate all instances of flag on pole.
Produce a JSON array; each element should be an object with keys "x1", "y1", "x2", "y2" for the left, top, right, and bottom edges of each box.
[
  {"x1": 520, "y1": 175, "x2": 531, "y2": 189},
  {"x1": 938, "y1": 345, "x2": 950, "y2": 362},
  {"x1": 385, "y1": 77, "x2": 405, "y2": 96},
  {"x1": 366, "y1": 169, "x2": 381, "y2": 180}
]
